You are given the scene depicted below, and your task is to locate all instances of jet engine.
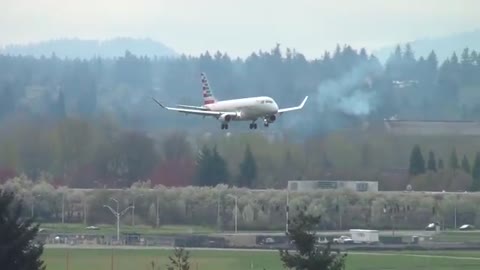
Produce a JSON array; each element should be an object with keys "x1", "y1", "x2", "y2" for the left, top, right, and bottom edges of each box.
[
  {"x1": 219, "y1": 114, "x2": 233, "y2": 122},
  {"x1": 266, "y1": 114, "x2": 276, "y2": 123}
]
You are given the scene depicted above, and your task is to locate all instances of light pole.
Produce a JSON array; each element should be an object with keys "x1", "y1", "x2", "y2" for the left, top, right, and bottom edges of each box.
[
  {"x1": 286, "y1": 187, "x2": 290, "y2": 233},
  {"x1": 227, "y1": 194, "x2": 238, "y2": 233},
  {"x1": 61, "y1": 192, "x2": 65, "y2": 224},
  {"x1": 454, "y1": 194, "x2": 460, "y2": 229},
  {"x1": 103, "y1": 197, "x2": 134, "y2": 243},
  {"x1": 156, "y1": 195, "x2": 160, "y2": 228},
  {"x1": 217, "y1": 193, "x2": 221, "y2": 232},
  {"x1": 131, "y1": 198, "x2": 135, "y2": 227}
]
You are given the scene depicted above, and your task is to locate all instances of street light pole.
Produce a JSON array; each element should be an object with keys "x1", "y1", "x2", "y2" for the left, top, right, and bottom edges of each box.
[
  {"x1": 103, "y1": 197, "x2": 134, "y2": 243},
  {"x1": 286, "y1": 187, "x2": 290, "y2": 233},
  {"x1": 62, "y1": 192, "x2": 65, "y2": 224},
  {"x1": 156, "y1": 195, "x2": 160, "y2": 228},
  {"x1": 131, "y1": 198, "x2": 135, "y2": 227},
  {"x1": 227, "y1": 194, "x2": 238, "y2": 233},
  {"x1": 217, "y1": 193, "x2": 221, "y2": 232}
]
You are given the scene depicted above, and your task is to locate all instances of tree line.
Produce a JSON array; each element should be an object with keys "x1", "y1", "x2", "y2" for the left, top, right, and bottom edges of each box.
[
  {"x1": 3, "y1": 176, "x2": 480, "y2": 231},
  {"x1": 1, "y1": 44, "x2": 480, "y2": 132},
  {"x1": 4, "y1": 115, "x2": 480, "y2": 190},
  {"x1": 408, "y1": 145, "x2": 480, "y2": 191}
]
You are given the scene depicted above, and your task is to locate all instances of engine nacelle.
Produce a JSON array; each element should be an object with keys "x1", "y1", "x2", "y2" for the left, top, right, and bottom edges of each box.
[
  {"x1": 219, "y1": 114, "x2": 233, "y2": 123},
  {"x1": 266, "y1": 114, "x2": 276, "y2": 123}
]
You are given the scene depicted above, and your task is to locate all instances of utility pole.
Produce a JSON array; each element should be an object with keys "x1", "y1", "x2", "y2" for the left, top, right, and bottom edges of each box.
[
  {"x1": 104, "y1": 198, "x2": 134, "y2": 243},
  {"x1": 227, "y1": 194, "x2": 238, "y2": 233}
]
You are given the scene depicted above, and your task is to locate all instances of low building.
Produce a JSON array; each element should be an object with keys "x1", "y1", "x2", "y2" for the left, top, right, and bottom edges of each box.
[
  {"x1": 384, "y1": 119, "x2": 480, "y2": 135},
  {"x1": 287, "y1": 180, "x2": 378, "y2": 192}
]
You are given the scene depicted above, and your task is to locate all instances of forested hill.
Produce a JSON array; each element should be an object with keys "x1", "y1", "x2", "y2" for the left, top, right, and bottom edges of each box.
[
  {"x1": 1, "y1": 43, "x2": 480, "y2": 135},
  {"x1": 374, "y1": 29, "x2": 480, "y2": 63},
  {"x1": 0, "y1": 38, "x2": 176, "y2": 59},
  {"x1": 1, "y1": 43, "x2": 480, "y2": 190}
]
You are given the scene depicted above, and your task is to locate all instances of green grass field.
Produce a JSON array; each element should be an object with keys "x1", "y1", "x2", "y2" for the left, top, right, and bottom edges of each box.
[
  {"x1": 43, "y1": 248, "x2": 480, "y2": 270},
  {"x1": 40, "y1": 223, "x2": 215, "y2": 235}
]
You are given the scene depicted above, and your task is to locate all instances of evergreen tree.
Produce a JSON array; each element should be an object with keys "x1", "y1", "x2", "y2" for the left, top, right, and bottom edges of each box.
[
  {"x1": 360, "y1": 143, "x2": 372, "y2": 168},
  {"x1": 438, "y1": 158, "x2": 445, "y2": 170},
  {"x1": 0, "y1": 84, "x2": 15, "y2": 120},
  {"x1": 461, "y1": 154, "x2": 471, "y2": 174},
  {"x1": 237, "y1": 144, "x2": 257, "y2": 188},
  {"x1": 56, "y1": 90, "x2": 66, "y2": 119},
  {"x1": 409, "y1": 144, "x2": 425, "y2": 176},
  {"x1": 210, "y1": 146, "x2": 229, "y2": 186},
  {"x1": 425, "y1": 50, "x2": 438, "y2": 82},
  {"x1": 279, "y1": 211, "x2": 347, "y2": 270},
  {"x1": 427, "y1": 150, "x2": 437, "y2": 172},
  {"x1": 195, "y1": 145, "x2": 213, "y2": 186},
  {"x1": 471, "y1": 152, "x2": 480, "y2": 191},
  {"x1": 0, "y1": 189, "x2": 46, "y2": 270},
  {"x1": 449, "y1": 148, "x2": 459, "y2": 170},
  {"x1": 167, "y1": 247, "x2": 190, "y2": 270}
]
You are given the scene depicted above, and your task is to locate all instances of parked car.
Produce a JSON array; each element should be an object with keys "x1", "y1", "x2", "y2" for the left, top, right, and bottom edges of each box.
[
  {"x1": 459, "y1": 224, "x2": 475, "y2": 231},
  {"x1": 425, "y1": 222, "x2": 440, "y2": 231},
  {"x1": 316, "y1": 236, "x2": 329, "y2": 244},
  {"x1": 332, "y1": 235, "x2": 354, "y2": 244}
]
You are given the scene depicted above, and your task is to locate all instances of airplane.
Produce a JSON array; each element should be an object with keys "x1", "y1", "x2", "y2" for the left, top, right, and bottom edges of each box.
[{"x1": 152, "y1": 72, "x2": 308, "y2": 130}]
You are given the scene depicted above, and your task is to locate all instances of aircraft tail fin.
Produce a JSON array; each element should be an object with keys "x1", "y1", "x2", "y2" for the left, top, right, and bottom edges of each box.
[{"x1": 201, "y1": 72, "x2": 217, "y2": 105}]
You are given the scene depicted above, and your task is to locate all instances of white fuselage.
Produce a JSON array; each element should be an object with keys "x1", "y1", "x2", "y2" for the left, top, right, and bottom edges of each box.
[{"x1": 205, "y1": 96, "x2": 279, "y2": 121}]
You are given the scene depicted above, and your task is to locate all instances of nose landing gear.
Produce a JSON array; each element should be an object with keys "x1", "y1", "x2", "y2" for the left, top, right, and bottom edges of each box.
[
  {"x1": 249, "y1": 123, "x2": 257, "y2": 129},
  {"x1": 263, "y1": 118, "x2": 270, "y2": 127}
]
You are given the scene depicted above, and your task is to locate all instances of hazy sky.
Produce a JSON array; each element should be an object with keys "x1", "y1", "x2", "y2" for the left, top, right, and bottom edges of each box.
[{"x1": 1, "y1": 0, "x2": 479, "y2": 58}]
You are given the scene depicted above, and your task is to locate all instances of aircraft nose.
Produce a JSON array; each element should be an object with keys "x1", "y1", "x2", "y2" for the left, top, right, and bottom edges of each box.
[{"x1": 273, "y1": 101, "x2": 279, "y2": 112}]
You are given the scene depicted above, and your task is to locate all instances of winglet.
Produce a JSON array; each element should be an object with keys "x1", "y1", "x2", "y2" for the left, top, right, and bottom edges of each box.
[
  {"x1": 152, "y1": 97, "x2": 166, "y2": 109},
  {"x1": 299, "y1": 96, "x2": 309, "y2": 108},
  {"x1": 277, "y1": 96, "x2": 309, "y2": 114}
]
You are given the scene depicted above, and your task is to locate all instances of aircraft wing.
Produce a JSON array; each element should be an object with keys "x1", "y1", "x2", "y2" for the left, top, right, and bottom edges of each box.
[
  {"x1": 277, "y1": 96, "x2": 309, "y2": 114},
  {"x1": 152, "y1": 97, "x2": 232, "y2": 117},
  {"x1": 176, "y1": 104, "x2": 209, "y2": 110}
]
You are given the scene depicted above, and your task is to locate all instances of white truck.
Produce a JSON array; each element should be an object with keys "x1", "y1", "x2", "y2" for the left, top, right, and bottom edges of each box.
[{"x1": 349, "y1": 229, "x2": 379, "y2": 244}]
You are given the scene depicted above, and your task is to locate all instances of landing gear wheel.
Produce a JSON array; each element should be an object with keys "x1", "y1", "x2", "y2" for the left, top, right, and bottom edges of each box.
[
  {"x1": 264, "y1": 123, "x2": 269, "y2": 127},
  {"x1": 249, "y1": 123, "x2": 257, "y2": 129},
  {"x1": 221, "y1": 123, "x2": 229, "y2": 130}
]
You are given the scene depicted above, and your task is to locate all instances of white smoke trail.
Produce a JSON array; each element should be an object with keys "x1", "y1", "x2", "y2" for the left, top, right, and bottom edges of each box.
[{"x1": 316, "y1": 61, "x2": 380, "y2": 116}]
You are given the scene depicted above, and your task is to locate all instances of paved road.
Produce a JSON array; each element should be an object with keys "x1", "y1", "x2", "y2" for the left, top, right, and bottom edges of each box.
[{"x1": 213, "y1": 230, "x2": 436, "y2": 237}]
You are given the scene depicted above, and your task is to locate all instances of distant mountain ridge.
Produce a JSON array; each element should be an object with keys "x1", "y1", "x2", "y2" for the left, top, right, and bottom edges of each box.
[
  {"x1": 374, "y1": 29, "x2": 480, "y2": 63},
  {"x1": 0, "y1": 37, "x2": 177, "y2": 59}
]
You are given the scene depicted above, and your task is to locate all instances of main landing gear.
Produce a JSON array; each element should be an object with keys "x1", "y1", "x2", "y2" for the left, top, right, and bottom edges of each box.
[
  {"x1": 221, "y1": 123, "x2": 229, "y2": 129},
  {"x1": 249, "y1": 123, "x2": 258, "y2": 129}
]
